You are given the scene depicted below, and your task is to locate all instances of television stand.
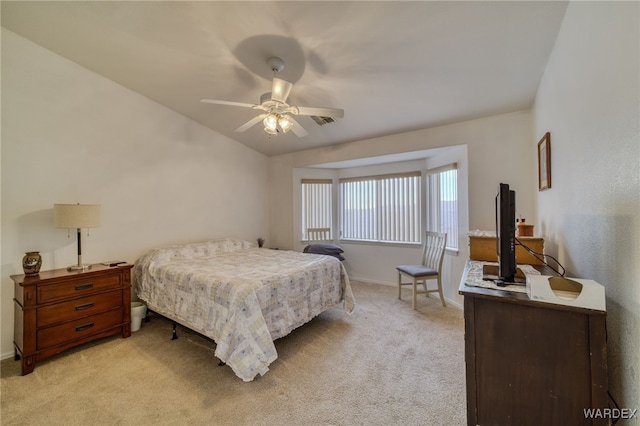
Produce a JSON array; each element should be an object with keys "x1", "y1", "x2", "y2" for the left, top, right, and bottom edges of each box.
[{"x1": 481, "y1": 264, "x2": 526, "y2": 286}]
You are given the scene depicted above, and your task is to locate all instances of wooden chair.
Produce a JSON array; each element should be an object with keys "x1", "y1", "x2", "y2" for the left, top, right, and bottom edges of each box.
[
  {"x1": 304, "y1": 227, "x2": 345, "y2": 261},
  {"x1": 396, "y1": 231, "x2": 447, "y2": 309},
  {"x1": 306, "y1": 227, "x2": 331, "y2": 244}
]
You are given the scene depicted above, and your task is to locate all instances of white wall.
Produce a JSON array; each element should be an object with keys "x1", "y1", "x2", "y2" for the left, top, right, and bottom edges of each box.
[
  {"x1": 533, "y1": 2, "x2": 639, "y2": 411},
  {"x1": 1, "y1": 29, "x2": 269, "y2": 359},
  {"x1": 269, "y1": 110, "x2": 535, "y2": 307}
]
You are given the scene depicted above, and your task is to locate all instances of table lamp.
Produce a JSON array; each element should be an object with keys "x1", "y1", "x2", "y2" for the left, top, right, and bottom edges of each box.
[{"x1": 54, "y1": 203, "x2": 101, "y2": 271}]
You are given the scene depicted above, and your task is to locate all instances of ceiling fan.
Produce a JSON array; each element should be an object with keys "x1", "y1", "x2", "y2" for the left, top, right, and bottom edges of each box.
[{"x1": 200, "y1": 57, "x2": 344, "y2": 137}]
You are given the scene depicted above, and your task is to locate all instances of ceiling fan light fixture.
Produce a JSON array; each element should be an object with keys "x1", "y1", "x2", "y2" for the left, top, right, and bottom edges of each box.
[
  {"x1": 263, "y1": 114, "x2": 278, "y2": 133},
  {"x1": 278, "y1": 115, "x2": 293, "y2": 133}
]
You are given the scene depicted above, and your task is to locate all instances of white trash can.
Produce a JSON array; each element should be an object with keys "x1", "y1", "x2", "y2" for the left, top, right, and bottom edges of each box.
[{"x1": 131, "y1": 301, "x2": 147, "y2": 332}]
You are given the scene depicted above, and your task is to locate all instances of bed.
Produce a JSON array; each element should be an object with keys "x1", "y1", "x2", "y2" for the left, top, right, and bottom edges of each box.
[{"x1": 133, "y1": 238, "x2": 355, "y2": 381}]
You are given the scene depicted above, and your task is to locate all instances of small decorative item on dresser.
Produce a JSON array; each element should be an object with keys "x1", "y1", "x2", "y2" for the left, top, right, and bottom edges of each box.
[
  {"x1": 516, "y1": 219, "x2": 534, "y2": 237},
  {"x1": 22, "y1": 251, "x2": 42, "y2": 275},
  {"x1": 257, "y1": 237, "x2": 265, "y2": 248}
]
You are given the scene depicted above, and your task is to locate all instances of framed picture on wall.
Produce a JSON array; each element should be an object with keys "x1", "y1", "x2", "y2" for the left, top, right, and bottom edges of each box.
[{"x1": 538, "y1": 132, "x2": 551, "y2": 191}]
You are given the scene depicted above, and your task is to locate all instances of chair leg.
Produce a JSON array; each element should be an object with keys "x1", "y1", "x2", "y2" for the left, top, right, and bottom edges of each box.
[
  {"x1": 399, "y1": 273, "x2": 445, "y2": 309},
  {"x1": 412, "y1": 278, "x2": 418, "y2": 310},
  {"x1": 437, "y1": 276, "x2": 446, "y2": 307}
]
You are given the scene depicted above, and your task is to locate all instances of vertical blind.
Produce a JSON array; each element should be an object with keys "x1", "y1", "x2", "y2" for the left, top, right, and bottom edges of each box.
[
  {"x1": 339, "y1": 172, "x2": 421, "y2": 243},
  {"x1": 301, "y1": 179, "x2": 333, "y2": 240},
  {"x1": 427, "y1": 165, "x2": 458, "y2": 250}
]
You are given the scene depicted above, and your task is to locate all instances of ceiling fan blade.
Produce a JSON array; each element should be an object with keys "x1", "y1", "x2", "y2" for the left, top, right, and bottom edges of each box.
[
  {"x1": 200, "y1": 99, "x2": 256, "y2": 108},
  {"x1": 290, "y1": 106, "x2": 344, "y2": 119},
  {"x1": 234, "y1": 114, "x2": 267, "y2": 133},
  {"x1": 287, "y1": 116, "x2": 309, "y2": 137},
  {"x1": 271, "y1": 78, "x2": 293, "y2": 103}
]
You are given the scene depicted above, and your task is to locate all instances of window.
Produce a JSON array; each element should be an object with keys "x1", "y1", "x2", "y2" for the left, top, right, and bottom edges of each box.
[
  {"x1": 301, "y1": 179, "x2": 333, "y2": 241},
  {"x1": 339, "y1": 172, "x2": 421, "y2": 243},
  {"x1": 427, "y1": 165, "x2": 458, "y2": 250}
]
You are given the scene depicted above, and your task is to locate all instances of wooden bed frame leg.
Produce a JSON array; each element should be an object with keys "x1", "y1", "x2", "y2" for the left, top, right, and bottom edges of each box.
[{"x1": 171, "y1": 322, "x2": 178, "y2": 340}]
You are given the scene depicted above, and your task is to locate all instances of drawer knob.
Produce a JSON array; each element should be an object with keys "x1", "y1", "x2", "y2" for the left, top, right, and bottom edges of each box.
[
  {"x1": 75, "y1": 322, "x2": 94, "y2": 332},
  {"x1": 75, "y1": 302, "x2": 94, "y2": 311},
  {"x1": 75, "y1": 283, "x2": 94, "y2": 291}
]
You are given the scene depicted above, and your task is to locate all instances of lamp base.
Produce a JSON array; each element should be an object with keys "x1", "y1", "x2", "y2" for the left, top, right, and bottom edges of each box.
[{"x1": 67, "y1": 264, "x2": 92, "y2": 271}]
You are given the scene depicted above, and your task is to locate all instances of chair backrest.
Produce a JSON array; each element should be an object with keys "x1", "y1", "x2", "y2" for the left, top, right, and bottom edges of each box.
[
  {"x1": 422, "y1": 231, "x2": 447, "y2": 272},
  {"x1": 307, "y1": 227, "x2": 331, "y2": 244}
]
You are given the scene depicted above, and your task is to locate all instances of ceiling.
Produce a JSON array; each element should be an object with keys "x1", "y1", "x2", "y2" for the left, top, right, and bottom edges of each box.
[{"x1": 1, "y1": 1, "x2": 568, "y2": 157}]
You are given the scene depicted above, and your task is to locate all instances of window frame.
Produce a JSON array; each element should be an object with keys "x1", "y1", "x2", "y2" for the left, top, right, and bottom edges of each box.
[
  {"x1": 299, "y1": 162, "x2": 459, "y2": 251},
  {"x1": 426, "y1": 163, "x2": 459, "y2": 251},
  {"x1": 301, "y1": 178, "x2": 334, "y2": 242},
  {"x1": 339, "y1": 171, "x2": 422, "y2": 244}
]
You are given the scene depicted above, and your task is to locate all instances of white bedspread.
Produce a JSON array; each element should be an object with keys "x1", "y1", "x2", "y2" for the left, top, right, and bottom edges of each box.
[{"x1": 133, "y1": 238, "x2": 355, "y2": 381}]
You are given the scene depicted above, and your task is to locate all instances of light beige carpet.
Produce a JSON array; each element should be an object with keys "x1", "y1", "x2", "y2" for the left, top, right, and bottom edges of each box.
[{"x1": 1, "y1": 281, "x2": 466, "y2": 425}]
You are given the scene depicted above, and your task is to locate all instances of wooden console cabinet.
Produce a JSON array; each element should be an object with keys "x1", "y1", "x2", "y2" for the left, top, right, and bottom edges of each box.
[
  {"x1": 11, "y1": 264, "x2": 132, "y2": 375},
  {"x1": 469, "y1": 234, "x2": 545, "y2": 265},
  {"x1": 459, "y1": 261, "x2": 608, "y2": 426}
]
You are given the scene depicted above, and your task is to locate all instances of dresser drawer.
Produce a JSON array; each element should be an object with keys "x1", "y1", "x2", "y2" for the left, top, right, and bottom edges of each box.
[
  {"x1": 38, "y1": 274, "x2": 121, "y2": 303},
  {"x1": 37, "y1": 309, "x2": 123, "y2": 350},
  {"x1": 37, "y1": 290, "x2": 123, "y2": 328}
]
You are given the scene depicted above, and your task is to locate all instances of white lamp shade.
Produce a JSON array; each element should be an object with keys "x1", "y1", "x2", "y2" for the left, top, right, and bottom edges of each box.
[
  {"x1": 263, "y1": 114, "x2": 278, "y2": 132},
  {"x1": 53, "y1": 204, "x2": 101, "y2": 229},
  {"x1": 278, "y1": 116, "x2": 293, "y2": 133}
]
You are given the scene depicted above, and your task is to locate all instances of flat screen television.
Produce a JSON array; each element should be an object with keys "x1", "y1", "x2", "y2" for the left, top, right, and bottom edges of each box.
[{"x1": 496, "y1": 183, "x2": 517, "y2": 283}]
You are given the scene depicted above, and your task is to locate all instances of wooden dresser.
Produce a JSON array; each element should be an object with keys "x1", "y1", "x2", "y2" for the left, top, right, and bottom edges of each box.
[
  {"x1": 459, "y1": 261, "x2": 608, "y2": 425},
  {"x1": 11, "y1": 264, "x2": 132, "y2": 375}
]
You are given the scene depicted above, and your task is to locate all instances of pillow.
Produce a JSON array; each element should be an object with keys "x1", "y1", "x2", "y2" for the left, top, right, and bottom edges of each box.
[{"x1": 303, "y1": 243, "x2": 345, "y2": 261}]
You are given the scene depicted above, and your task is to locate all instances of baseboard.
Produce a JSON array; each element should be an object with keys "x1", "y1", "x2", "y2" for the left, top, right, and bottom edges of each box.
[
  {"x1": 350, "y1": 276, "x2": 396, "y2": 287},
  {"x1": 446, "y1": 298, "x2": 463, "y2": 310},
  {"x1": 2, "y1": 350, "x2": 15, "y2": 361}
]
